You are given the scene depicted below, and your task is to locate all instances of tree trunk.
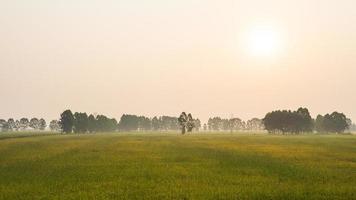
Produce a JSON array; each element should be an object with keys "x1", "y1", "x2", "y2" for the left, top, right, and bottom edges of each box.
[{"x1": 181, "y1": 126, "x2": 186, "y2": 135}]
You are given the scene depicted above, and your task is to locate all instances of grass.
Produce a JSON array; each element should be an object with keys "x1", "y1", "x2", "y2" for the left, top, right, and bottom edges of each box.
[{"x1": 0, "y1": 132, "x2": 355, "y2": 199}]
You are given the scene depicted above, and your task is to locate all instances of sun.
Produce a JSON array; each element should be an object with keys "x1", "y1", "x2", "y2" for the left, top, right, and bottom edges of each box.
[{"x1": 246, "y1": 26, "x2": 283, "y2": 57}]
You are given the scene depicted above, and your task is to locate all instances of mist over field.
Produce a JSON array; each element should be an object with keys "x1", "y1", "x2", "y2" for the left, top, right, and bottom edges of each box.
[{"x1": 1, "y1": 1, "x2": 356, "y2": 200}]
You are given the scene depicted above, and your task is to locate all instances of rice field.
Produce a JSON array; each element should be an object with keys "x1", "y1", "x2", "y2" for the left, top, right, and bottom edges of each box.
[{"x1": 0, "y1": 132, "x2": 355, "y2": 199}]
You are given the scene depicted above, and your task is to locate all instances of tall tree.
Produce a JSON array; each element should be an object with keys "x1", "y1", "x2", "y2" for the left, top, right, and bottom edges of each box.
[
  {"x1": 73, "y1": 112, "x2": 89, "y2": 133},
  {"x1": 87, "y1": 114, "x2": 97, "y2": 133},
  {"x1": 151, "y1": 116, "x2": 160, "y2": 131},
  {"x1": 178, "y1": 112, "x2": 195, "y2": 134},
  {"x1": 138, "y1": 116, "x2": 151, "y2": 131},
  {"x1": 246, "y1": 118, "x2": 264, "y2": 131},
  {"x1": 186, "y1": 113, "x2": 195, "y2": 132},
  {"x1": 39, "y1": 118, "x2": 46, "y2": 130},
  {"x1": 160, "y1": 116, "x2": 179, "y2": 131},
  {"x1": 296, "y1": 107, "x2": 313, "y2": 132},
  {"x1": 49, "y1": 120, "x2": 61, "y2": 132},
  {"x1": 324, "y1": 112, "x2": 349, "y2": 133},
  {"x1": 315, "y1": 115, "x2": 324, "y2": 132},
  {"x1": 15, "y1": 120, "x2": 21, "y2": 131},
  {"x1": 346, "y1": 118, "x2": 352, "y2": 130},
  {"x1": 29, "y1": 118, "x2": 40, "y2": 130},
  {"x1": 0, "y1": 119, "x2": 7, "y2": 132},
  {"x1": 118, "y1": 114, "x2": 139, "y2": 131},
  {"x1": 60, "y1": 110, "x2": 74, "y2": 133},
  {"x1": 229, "y1": 118, "x2": 244, "y2": 132},
  {"x1": 178, "y1": 112, "x2": 188, "y2": 134},
  {"x1": 97, "y1": 115, "x2": 117, "y2": 132},
  {"x1": 6, "y1": 119, "x2": 15, "y2": 131},
  {"x1": 19, "y1": 118, "x2": 29, "y2": 130},
  {"x1": 207, "y1": 117, "x2": 223, "y2": 131}
]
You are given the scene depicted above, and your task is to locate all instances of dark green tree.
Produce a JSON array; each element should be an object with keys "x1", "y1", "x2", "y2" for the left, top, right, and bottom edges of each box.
[
  {"x1": 97, "y1": 115, "x2": 117, "y2": 132},
  {"x1": 138, "y1": 116, "x2": 151, "y2": 131},
  {"x1": 296, "y1": 107, "x2": 313, "y2": 132},
  {"x1": 88, "y1": 114, "x2": 97, "y2": 133},
  {"x1": 315, "y1": 115, "x2": 324, "y2": 132},
  {"x1": 263, "y1": 108, "x2": 313, "y2": 134},
  {"x1": 118, "y1": 114, "x2": 139, "y2": 131},
  {"x1": 160, "y1": 116, "x2": 179, "y2": 131},
  {"x1": 73, "y1": 112, "x2": 89, "y2": 133},
  {"x1": 323, "y1": 112, "x2": 349, "y2": 133},
  {"x1": 60, "y1": 110, "x2": 74, "y2": 133}
]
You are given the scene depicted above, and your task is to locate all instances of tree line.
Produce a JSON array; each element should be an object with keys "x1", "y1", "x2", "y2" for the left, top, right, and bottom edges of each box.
[
  {"x1": 0, "y1": 118, "x2": 47, "y2": 132},
  {"x1": 1, "y1": 108, "x2": 354, "y2": 134},
  {"x1": 263, "y1": 107, "x2": 351, "y2": 134},
  {"x1": 117, "y1": 114, "x2": 191, "y2": 132},
  {"x1": 59, "y1": 110, "x2": 118, "y2": 133},
  {"x1": 205, "y1": 117, "x2": 264, "y2": 132},
  {"x1": 58, "y1": 110, "x2": 201, "y2": 134}
]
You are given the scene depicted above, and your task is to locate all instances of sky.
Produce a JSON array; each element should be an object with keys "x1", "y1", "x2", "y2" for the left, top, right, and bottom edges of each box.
[{"x1": 0, "y1": 0, "x2": 355, "y2": 123}]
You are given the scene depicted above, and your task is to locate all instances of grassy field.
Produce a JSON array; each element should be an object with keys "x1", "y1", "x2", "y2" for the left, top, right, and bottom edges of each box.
[{"x1": 0, "y1": 133, "x2": 355, "y2": 200}]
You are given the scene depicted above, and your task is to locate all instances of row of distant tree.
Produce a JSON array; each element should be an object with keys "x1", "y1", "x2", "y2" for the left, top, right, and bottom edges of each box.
[
  {"x1": 0, "y1": 112, "x2": 194, "y2": 133},
  {"x1": 0, "y1": 115, "x2": 264, "y2": 133},
  {"x1": 106, "y1": 112, "x2": 201, "y2": 134},
  {"x1": 205, "y1": 117, "x2": 264, "y2": 132},
  {"x1": 0, "y1": 108, "x2": 355, "y2": 134},
  {"x1": 59, "y1": 110, "x2": 118, "y2": 133},
  {"x1": 0, "y1": 118, "x2": 51, "y2": 131},
  {"x1": 263, "y1": 108, "x2": 352, "y2": 134},
  {"x1": 118, "y1": 114, "x2": 193, "y2": 132}
]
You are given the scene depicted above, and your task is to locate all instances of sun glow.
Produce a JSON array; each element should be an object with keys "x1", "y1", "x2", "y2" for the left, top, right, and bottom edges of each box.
[{"x1": 246, "y1": 26, "x2": 283, "y2": 57}]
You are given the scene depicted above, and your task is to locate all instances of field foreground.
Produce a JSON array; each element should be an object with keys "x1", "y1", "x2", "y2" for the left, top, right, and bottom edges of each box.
[{"x1": 0, "y1": 133, "x2": 355, "y2": 200}]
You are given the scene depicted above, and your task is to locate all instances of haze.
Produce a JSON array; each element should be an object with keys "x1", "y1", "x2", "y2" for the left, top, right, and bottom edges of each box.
[{"x1": 1, "y1": 0, "x2": 355, "y2": 122}]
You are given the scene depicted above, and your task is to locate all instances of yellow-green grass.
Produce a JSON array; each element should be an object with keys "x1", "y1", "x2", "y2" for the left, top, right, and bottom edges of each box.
[{"x1": 0, "y1": 133, "x2": 355, "y2": 200}]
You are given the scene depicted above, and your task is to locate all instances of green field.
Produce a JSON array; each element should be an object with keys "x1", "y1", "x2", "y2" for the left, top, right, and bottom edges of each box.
[{"x1": 0, "y1": 133, "x2": 355, "y2": 200}]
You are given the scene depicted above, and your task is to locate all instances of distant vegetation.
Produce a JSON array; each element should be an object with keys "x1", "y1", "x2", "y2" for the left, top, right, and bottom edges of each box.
[
  {"x1": 263, "y1": 108, "x2": 313, "y2": 134},
  {"x1": 264, "y1": 108, "x2": 351, "y2": 134},
  {"x1": 0, "y1": 118, "x2": 47, "y2": 132},
  {"x1": 118, "y1": 114, "x2": 182, "y2": 132},
  {"x1": 315, "y1": 113, "x2": 351, "y2": 133},
  {"x1": 0, "y1": 108, "x2": 354, "y2": 134},
  {"x1": 206, "y1": 117, "x2": 264, "y2": 132},
  {"x1": 178, "y1": 112, "x2": 197, "y2": 134},
  {"x1": 60, "y1": 110, "x2": 118, "y2": 133}
]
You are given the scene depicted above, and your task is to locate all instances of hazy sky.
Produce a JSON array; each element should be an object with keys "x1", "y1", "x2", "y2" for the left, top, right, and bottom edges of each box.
[{"x1": 1, "y1": 0, "x2": 355, "y2": 123}]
